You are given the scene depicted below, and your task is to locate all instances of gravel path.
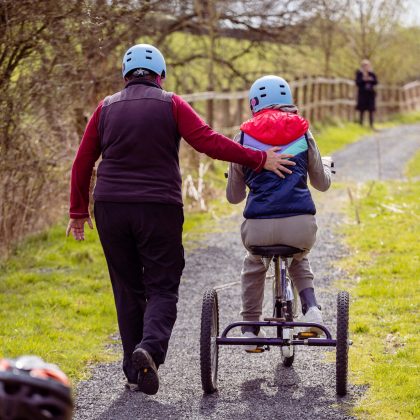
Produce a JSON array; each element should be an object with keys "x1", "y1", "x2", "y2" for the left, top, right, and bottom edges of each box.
[
  {"x1": 73, "y1": 124, "x2": 420, "y2": 420},
  {"x1": 333, "y1": 124, "x2": 420, "y2": 182}
]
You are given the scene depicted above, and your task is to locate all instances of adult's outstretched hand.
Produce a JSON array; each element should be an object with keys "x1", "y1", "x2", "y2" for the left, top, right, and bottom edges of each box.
[
  {"x1": 264, "y1": 147, "x2": 295, "y2": 178},
  {"x1": 66, "y1": 217, "x2": 93, "y2": 241}
]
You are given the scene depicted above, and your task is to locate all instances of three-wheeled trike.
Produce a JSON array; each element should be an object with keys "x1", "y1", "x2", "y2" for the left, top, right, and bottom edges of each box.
[{"x1": 200, "y1": 244, "x2": 351, "y2": 396}]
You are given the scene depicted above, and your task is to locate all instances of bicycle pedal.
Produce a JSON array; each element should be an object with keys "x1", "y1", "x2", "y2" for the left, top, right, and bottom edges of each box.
[
  {"x1": 297, "y1": 331, "x2": 319, "y2": 339},
  {"x1": 245, "y1": 347, "x2": 265, "y2": 354},
  {"x1": 264, "y1": 317, "x2": 286, "y2": 322}
]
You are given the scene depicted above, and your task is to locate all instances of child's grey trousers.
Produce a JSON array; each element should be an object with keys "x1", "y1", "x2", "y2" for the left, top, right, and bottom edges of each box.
[{"x1": 240, "y1": 214, "x2": 318, "y2": 321}]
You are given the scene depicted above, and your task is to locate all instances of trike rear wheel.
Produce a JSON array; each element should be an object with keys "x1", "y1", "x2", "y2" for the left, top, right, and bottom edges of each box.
[
  {"x1": 336, "y1": 291, "x2": 350, "y2": 396},
  {"x1": 200, "y1": 289, "x2": 219, "y2": 394}
]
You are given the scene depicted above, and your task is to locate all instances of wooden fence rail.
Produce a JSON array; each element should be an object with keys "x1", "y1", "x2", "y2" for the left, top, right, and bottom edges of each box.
[{"x1": 182, "y1": 77, "x2": 420, "y2": 135}]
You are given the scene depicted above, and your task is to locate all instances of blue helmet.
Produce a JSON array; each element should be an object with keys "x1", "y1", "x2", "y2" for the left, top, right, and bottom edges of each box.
[
  {"x1": 122, "y1": 44, "x2": 166, "y2": 79},
  {"x1": 248, "y1": 75, "x2": 293, "y2": 113}
]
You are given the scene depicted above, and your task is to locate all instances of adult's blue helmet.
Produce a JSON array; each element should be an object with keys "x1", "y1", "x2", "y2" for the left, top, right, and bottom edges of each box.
[
  {"x1": 248, "y1": 75, "x2": 293, "y2": 113},
  {"x1": 122, "y1": 44, "x2": 166, "y2": 79}
]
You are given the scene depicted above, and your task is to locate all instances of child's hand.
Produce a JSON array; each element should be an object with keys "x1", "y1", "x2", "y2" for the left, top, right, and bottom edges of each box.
[{"x1": 264, "y1": 147, "x2": 295, "y2": 178}]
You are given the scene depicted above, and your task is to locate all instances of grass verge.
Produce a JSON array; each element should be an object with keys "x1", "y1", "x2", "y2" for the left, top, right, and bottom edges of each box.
[
  {"x1": 313, "y1": 122, "x2": 373, "y2": 155},
  {"x1": 405, "y1": 148, "x2": 420, "y2": 178},
  {"x1": 340, "y1": 181, "x2": 419, "y2": 419},
  {"x1": 313, "y1": 111, "x2": 420, "y2": 156},
  {"x1": 0, "y1": 225, "x2": 116, "y2": 381}
]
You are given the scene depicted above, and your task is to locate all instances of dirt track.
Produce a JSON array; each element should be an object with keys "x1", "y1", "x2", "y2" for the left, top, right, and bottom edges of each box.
[{"x1": 73, "y1": 124, "x2": 420, "y2": 420}]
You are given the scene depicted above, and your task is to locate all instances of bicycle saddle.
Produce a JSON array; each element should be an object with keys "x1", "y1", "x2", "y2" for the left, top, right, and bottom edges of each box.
[{"x1": 249, "y1": 245, "x2": 303, "y2": 258}]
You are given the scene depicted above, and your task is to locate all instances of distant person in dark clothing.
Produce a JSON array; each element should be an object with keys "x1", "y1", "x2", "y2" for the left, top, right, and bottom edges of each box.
[{"x1": 355, "y1": 59, "x2": 378, "y2": 129}]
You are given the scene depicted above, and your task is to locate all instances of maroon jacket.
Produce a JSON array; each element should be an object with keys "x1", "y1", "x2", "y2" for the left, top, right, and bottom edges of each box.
[{"x1": 70, "y1": 80, "x2": 267, "y2": 219}]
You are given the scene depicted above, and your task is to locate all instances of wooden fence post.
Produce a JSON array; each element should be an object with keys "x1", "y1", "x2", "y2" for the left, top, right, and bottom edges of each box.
[
  {"x1": 339, "y1": 81, "x2": 346, "y2": 121},
  {"x1": 330, "y1": 80, "x2": 336, "y2": 119},
  {"x1": 236, "y1": 98, "x2": 244, "y2": 127},
  {"x1": 293, "y1": 77, "x2": 300, "y2": 108},
  {"x1": 301, "y1": 77, "x2": 309, "y2": 119},
  {"x1": 313, "y1": 78, "x2": 320, "y2": 124},
  {"x1": 308, "y1": 77, "x2": 315, "y2": 123},
  {"x1": 398, "y1": 87, "x2": 405, "y2": 114},
  {"x1": 221, "y1": 93, "x2": 231, "y2": 132},
  {"x1": 376, "y1": 86, "x2": 383, "y2": 122},
  {"x1": 350, "y1": 84, "x2": 356, "y2": 122},
  {"x1": 319, "y1": 80, "x2": 326, "y2": 123},
  {"x1": 207, "y1": 97, "x2": 214, "y2": 127}
]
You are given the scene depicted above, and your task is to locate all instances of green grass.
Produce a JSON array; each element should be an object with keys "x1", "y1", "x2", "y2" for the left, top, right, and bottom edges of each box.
[
  {"x1": 312, "y1": 111, "x2": 420, "y2": 156},
  {"x1": 340, "y1": 181, "x2": 420, "y2": 419},
  {"x1": 0, "y1": 225, "x2": 117, "y2": 382},
  {"x1": 313, "y1": 122, "x2": 373, "y2": 155},
  {"x1": 388, "y1": 111, "x2": 420, "y2": 126},
  {"x1": 405, "y1": 149, "x2": 420, "y2": 178}
]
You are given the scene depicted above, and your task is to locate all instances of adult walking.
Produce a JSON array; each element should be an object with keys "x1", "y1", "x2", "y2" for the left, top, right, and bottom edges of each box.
[
  {"x1": 66, "y1": 44, "x2": 295, "y2": 395},
  {"x1": 355, "y1": 59, "x2": 378, "y2": 129}
]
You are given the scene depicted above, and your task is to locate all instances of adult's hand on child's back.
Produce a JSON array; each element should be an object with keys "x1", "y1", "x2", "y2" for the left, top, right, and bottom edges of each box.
[{"x1": 264, "y1": 147, "x2": 295, "y2": 178}]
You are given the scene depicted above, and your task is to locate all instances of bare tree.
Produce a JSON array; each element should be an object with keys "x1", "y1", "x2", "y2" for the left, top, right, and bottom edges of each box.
[
  {"x1": 347, "y1": 0, "x2": 405, "y2": 60},
  {"x1": 313, "y1": 0, "x2": 350, "y2": 76}
]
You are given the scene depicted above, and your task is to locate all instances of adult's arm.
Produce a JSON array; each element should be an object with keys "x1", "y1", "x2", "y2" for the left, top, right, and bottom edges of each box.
[
  {"x1": 69, "y1": 101, "x2": 103, "y2": 219},
  {"x1": 172, "y1": 94, "x2": 295, "y2": 178},
  {"x1": 307, "y1": 131, "x2": 331, "y2": 192}
]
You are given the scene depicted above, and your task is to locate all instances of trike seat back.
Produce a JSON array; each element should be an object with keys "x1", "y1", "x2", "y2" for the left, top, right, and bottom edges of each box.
[{"x1": 249, "y1": 244, "x2": 303, "y2": 258}]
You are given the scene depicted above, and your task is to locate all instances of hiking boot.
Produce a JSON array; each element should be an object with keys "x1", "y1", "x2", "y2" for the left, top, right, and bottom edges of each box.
[{"x1": 132, "y1": 348, "x2": 159, "y2": 395}]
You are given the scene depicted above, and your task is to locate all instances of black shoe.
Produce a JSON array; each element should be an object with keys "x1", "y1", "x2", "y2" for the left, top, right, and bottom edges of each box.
[{"x1": 132, "y1": 348, "x2": 159, "y2": 395}]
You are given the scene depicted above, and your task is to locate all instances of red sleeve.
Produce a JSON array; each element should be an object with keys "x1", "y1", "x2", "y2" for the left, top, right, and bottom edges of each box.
[
  {"x1": 69, "y1": 101, "x2": 103, "y2": 219},
  {"x1": 172, "y1": 94, "x2": 266, "y2": 171}
]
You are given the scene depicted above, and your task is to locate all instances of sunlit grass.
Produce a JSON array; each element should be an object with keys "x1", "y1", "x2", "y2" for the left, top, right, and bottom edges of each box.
[
  {"x1": 339, "y1": 181, "x2": 420, "y2": 419},
  {"x1": 313, "y1": 122, "x2": 373, "y2": 155},
  {"x1": 405, "y1": 149, "x2": 420, "y2": 178},
  {"x1": 0, "y1": 225, "x2": 117, "y2": 382},
  {"x1": 313, "y1": 111, "x2": 420, "y2": 156}
]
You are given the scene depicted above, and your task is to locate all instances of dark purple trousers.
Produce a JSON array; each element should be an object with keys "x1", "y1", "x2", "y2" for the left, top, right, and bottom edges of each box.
[{"x1": 94, "y1": 202, "x2": 185, "y2": 383}]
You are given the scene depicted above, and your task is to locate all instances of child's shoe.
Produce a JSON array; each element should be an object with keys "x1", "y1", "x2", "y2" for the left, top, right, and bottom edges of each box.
[
  {"x1": 241, "y1": 326, "x2": 266, "y2": 353},
  {"x1": 299, "y1": 287, "x2": 324, "y2": 336},
  {"x1": 300, "y1": 306, "x2": 324, "y2": 335}
]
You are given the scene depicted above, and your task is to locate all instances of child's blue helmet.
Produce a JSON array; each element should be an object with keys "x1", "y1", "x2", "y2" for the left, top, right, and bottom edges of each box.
[
  {"x1": 122, "y1": 44, "x2": 166, "y2": 79},
  {"x1": 248, "y1": 75, "x2": 293, "y2": 113}
]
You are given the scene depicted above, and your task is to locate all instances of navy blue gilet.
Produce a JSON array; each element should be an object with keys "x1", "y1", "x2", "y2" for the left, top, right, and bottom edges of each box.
[{"x1": 241, "y1": 132, "x2": 316, "y2": 219}]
